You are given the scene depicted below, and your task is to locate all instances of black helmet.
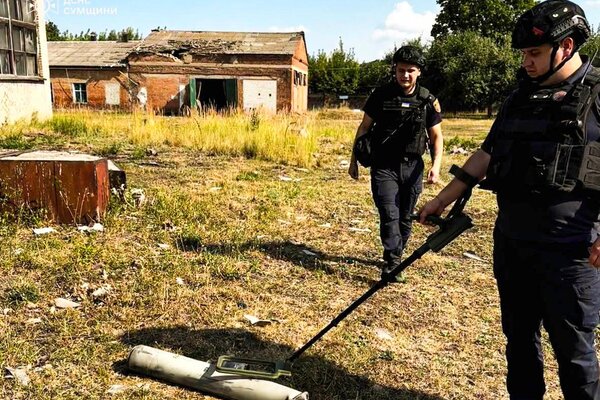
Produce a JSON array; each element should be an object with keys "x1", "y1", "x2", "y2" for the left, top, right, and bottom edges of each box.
[
  {"x1": 392, "y1": 46, "x2": 425, "y2": 68},
  {"x1": 512, "y1": 0, "x2": 591, "y2": 49}
]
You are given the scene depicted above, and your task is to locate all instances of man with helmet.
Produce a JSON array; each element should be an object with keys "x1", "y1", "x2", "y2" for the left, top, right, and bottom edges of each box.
[
  {"x1": 349, "y1": 45, "x2": 443, "y2": 277},
  {"x1": 418, "y1": 1, "x2": 600, "y2": 398}
]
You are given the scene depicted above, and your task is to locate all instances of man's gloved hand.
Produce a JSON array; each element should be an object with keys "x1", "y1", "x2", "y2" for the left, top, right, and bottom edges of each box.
[{"x1": 348, "y1": 160, "x2": 359, "y2": 180}]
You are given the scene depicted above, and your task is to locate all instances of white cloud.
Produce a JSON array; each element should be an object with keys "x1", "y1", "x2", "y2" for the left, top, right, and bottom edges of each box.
[
  {"x1": 268, "y1": 25, "x2": 308, "y2": 33},
  {"x1": 372, "y1": 2, "x2": 437, "y2": 44}
]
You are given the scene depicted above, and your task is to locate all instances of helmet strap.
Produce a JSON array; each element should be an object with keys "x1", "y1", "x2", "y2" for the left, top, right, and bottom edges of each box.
[{"x1": 527, "y1": 42, "x2": 574, "y2": 84}]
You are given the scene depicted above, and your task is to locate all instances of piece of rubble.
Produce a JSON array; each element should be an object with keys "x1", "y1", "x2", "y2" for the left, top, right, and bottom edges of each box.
[
  {"x1": 374, "y1": 328, "x2": 394, "y2": 341},
  {"x1": 244, "y1": 314, "x2": 272, "y2": 327},
  {"x1": 107, "y1": 384, "x2": 129, "y2": 394},
  {"x1": 4, "y1": 367, "x2": 30, "y2": 386},
  {"x1": 78, "y1": 223, "x2": 104, "y2": 233},
  {"x1": 33, "y1": 227, "x2": 56, "y2": 236},
  {"x1": 91, "y1": 285, "x2": 112, "y2": 299},
  {"x1": 463, "y1": 252, "x2": 486, "y2": 262},
  {"x1": 130, "y1": 189, "x2": 146, "y2": 207},
  {"x1": 54, "y1": 298, "x2": 81, "y2": 309},
  {"x1": 348, "y1": 227, "x2": 372, "y2": 233}
]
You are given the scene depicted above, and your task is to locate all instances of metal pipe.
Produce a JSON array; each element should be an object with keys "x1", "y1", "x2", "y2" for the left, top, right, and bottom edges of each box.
[{"x1": 127, "y1": 345, "x2": 308, "y2": 400}]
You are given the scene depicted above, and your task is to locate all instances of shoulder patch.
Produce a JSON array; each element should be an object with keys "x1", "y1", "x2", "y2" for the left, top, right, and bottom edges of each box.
[{"x1": 433, "y1": 98, "x2": 441, "y2": 113}]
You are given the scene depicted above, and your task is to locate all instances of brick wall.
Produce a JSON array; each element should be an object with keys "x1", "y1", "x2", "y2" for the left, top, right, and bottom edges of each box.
[
  {"x1": 128, "y1": 73, "x2": 188, "y2": 114},
  {"x1": 50, "y1": 68, "x2": 132, "y2": 110}
]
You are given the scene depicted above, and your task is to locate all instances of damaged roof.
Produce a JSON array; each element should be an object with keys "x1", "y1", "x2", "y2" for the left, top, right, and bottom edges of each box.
[
  {"x1": 48, "y1": 41, "x2": 141, "y2": 67},
  {"x1": 134, "y1": 30, "x2": 305, "y2": 56}
]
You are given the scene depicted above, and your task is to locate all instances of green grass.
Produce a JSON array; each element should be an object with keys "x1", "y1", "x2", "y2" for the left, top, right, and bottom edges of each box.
[{"x1": 0, "y1": 110, "x2": 569, "y2": 399}]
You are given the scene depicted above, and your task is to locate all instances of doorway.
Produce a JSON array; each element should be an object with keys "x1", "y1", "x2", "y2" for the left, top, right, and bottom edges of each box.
[{"x1": 190, "y1": 78, "x2": 237, "y2": 111}]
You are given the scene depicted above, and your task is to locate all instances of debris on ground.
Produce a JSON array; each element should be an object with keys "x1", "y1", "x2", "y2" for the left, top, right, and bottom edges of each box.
[
  {"x1": 130, "y1": 188, "x2": 146, "y2": 207},
  {"x1": 374, "y1": 328, "x2": 394, "y2": 341},
  {"x1": 348, "y1": 227, "x2": 372, "y2": 233},
  {"x1": 4, "y1": 367, "x2": 31, "y2": 386},
  {"x1": 106, "y1": 384, "x2": 129, "y2": 395},
  {"x1": 244, "y1": 314, "x2": 273, "y2": 327},
  {"x1": 463, "y1": 252, "x2": 486, "y2": 262},
  {"x1": 54, "y1": 298, "x2": 81, "y2": 309},
  {"x1": 78, "y1": 223, "x2": 104, "y2": 233},
  {"x1": 33, "y1": 227, "x2": 56, "y2": 236}
]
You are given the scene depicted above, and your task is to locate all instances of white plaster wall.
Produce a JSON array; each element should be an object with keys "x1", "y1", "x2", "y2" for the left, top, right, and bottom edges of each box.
[
  {"x1": 0, "y1": 82, "x2": 52, "y2": 123},
  {"x1": 243, "y1": 79, "x2": 277, "y2": 112},
  {"x1": 0, "y1": 0, "x2": 52, "y2": 124}
]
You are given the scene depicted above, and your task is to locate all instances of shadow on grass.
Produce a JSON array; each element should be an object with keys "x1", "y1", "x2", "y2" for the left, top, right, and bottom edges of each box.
[
  {"x1": 199, "y1": 240, "x2": 382, "y2": 282},
  {"x1": 117, "y1": 326, "x2": 446, "y2": 400}
]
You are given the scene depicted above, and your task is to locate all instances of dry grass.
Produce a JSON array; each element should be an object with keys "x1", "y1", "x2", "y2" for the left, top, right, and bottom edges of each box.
[{"x1": 0, "y1": 110, "x2": 574, "y2": 399}]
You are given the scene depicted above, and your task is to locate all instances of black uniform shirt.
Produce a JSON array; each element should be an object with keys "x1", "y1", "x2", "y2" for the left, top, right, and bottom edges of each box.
[
  {"x1": 363, "y1": 82, "x2": 442, "y2": 168},
  {"x1": 481, "y1": 58, "x2": 600, "y2": 243}
]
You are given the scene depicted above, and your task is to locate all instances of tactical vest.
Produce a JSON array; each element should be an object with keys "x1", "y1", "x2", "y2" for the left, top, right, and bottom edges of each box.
[
  {"x1": 481, "y1": 67, "x2": 600, "y2": 195},
  {"x1": 374, "y1": 85, "x2": 433, "y2": 156}
]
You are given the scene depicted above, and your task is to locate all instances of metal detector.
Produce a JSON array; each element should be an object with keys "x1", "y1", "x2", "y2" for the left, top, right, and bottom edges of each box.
[{"x1": 216, "y1": 165, "x2": 476, "y2": 379}]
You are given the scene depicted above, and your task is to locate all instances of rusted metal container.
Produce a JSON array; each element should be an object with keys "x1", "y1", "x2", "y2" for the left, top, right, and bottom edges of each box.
[{"x1": 0, "y1": 150, "x2": 109, "y2": 224}]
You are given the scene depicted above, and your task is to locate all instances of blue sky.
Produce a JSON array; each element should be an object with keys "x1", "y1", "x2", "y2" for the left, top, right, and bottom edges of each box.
[{"x1": 44, "y1": 0, "x2": 600, "y2": 62}]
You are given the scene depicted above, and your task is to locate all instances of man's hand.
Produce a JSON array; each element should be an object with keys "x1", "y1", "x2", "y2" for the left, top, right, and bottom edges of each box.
[
  {"x1": 348, "y1": 160, "x2": 359, "y2": 180},
  {"x1": 589, "y1": 237, "x2": 600, "y2": 268},
  {"x1": 418, "y1": 196, "x2": 445, "y2": 224},
  {"x1": 427, "y1": 168, "x2": 440, "y2": 184}
]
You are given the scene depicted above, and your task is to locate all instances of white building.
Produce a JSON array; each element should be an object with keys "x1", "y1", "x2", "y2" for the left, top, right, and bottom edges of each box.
[{"x1": 0, "y1": 0, "x2": 52, "y2": 124}]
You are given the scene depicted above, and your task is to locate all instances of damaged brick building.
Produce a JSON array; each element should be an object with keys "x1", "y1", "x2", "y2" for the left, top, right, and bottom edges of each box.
[
  {"x1": 48, "y1": 40, "x2": 140, "y2": 109},
  {"x1": 48, "y1": 30, "x2": 309, "y2": 114}
]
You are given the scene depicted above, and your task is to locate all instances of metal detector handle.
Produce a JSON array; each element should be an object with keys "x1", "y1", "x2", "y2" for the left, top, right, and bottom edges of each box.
[
  {"x1": 425, "y1": 212, "x2": 473, "y2": 252},
  {"x1": 422, "y1": 164, "x2": 476, "y2": 252}
]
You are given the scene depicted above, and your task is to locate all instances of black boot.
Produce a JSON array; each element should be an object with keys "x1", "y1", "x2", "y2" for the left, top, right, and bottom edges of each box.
[{"x1": 381, "y1": 262, "x2": 407, "y2": 283}]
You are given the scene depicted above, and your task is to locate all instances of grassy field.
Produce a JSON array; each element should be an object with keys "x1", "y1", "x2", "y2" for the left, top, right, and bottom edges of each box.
[{"x1": 0, "y1": 109, "x2": 571, "y2": 399}]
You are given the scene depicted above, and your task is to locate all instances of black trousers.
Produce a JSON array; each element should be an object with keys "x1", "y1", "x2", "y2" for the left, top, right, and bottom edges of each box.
[
  {"x1": 370, "y1": 157, "x2": 423, "y2": 267},
  {"x1": 493, "y1": 228, "x2": 600, "y2": 400}
]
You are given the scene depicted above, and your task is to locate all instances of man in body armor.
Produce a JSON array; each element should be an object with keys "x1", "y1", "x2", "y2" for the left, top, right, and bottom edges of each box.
[
  {"x1": 419, "y1": 1, "x2": 600, "y2": 398},
  {"x1": 349, "y1": 45, "x2": 443, "y2": 276}
]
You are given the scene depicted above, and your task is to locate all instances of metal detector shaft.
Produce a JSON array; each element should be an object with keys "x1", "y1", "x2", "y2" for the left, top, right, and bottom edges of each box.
[
  {"x1": 288, "y1": 204, "x2": 474, "y2": 363},
  {"x1": 287, "y1": 242, "x2": 430, "y2": 363}
]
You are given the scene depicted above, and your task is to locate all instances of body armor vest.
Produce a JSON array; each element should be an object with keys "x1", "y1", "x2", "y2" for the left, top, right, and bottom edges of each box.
[
  {"x1": 481, "y1": 66, "x2": 600, "y2": 195},
  {"x1": 373, "y1": 85, "x2": 433, "y2": 156}
]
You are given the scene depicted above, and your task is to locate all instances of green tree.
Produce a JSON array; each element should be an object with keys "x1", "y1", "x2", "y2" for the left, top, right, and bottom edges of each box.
[
  {"x1": 44, "y1": 22, "x2": 142, "y2": 41},
  {"x1": 45, "y1": 21, "x2": 62, "y2": 41},
  {"x1": 581, "y1": 25, "x2": 600, "y2": 61},
  {"x1": 427, "y1": 31, "x2": 520, "y2": 115},
  {"x1": 431, "y1": 0, "x2": 535, "y2": 42},
  {"x1": 357, "y1": 59, "x2": 390, "y2": 93},
  {"x1": 308, "y1": 38, "x2": 360, "y2": 95},
  {"x1": 107, "y1": 29, "x2": 119, "y2": 41}
]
